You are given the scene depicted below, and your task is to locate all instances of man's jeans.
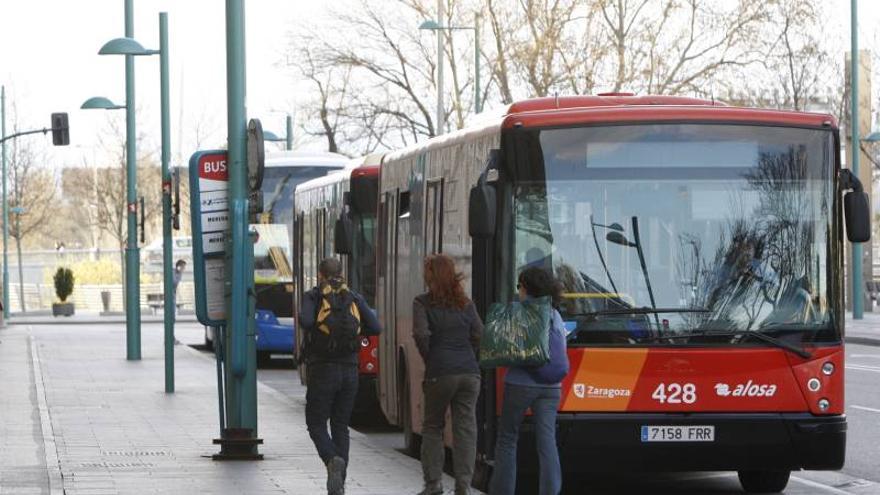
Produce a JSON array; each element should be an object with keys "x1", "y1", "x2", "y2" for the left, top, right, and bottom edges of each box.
[
  {"x1": 421, "y1": 373, "x2": 481, "y2": 493},
  {"x1": 305, "y1": 362, "x2": 359, "y2": 465},
  {"x1": 489, "y1": 383, "x2": 562, "y2": 495}
]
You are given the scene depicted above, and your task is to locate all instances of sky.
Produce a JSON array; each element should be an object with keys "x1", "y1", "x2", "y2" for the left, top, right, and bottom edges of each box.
[
  {"x1": 0, "y1": 0, "x2": 326, "y2": 170},
  {"x1": 2, "y1": 0, "x2": 880, "y2": 171}
]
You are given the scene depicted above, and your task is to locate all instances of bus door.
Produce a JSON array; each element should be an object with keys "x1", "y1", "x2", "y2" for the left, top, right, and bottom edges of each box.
[
  {"x1": 425, "y1": 178, "x2": 444, "y2": 254},
  {"x1": 378, "y1": 190, "x2": 400, "y2": 423}
]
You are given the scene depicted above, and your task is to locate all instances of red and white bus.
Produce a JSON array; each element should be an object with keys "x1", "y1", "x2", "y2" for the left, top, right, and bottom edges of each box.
[
  {"x1": 293, "y1": 155, "x2": 383, "y2": 417},
  {"x1": 374, "y1": 95, "x2": 869, "y2": 493}
]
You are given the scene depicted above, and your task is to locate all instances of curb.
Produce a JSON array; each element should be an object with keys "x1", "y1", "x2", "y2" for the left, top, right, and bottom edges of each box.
[
  {"x1": 29, "y1": 335, "x2": 65, "y2": 495},
  {"x1": 845, "y1": 336, "x2": 880, "y2": 347}
]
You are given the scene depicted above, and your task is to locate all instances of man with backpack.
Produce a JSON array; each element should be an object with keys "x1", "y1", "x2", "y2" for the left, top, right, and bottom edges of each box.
[{"x1": 299, "y1": 258, "x2": 381, "y2": 495}]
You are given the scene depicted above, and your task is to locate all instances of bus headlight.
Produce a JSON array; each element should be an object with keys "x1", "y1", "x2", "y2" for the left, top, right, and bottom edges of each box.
[
  {"x1": 361, "y1": 338, "x2": 370, "y2": 348},
  {"x1": 818, "y1": 398, "x2": 830, "y2": 411},
  {"x1": 822, "y1": 362, "x2": 835, "y2": 375},
  {"x1": 807, "y1": 378, "x2": 821, "y2": 392}
]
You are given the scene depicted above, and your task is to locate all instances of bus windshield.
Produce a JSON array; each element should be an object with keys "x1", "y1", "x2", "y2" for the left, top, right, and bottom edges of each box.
[
  {"x1": 508, "y1": 124, "x2": 837, "y2": 344},
  {"x1": 255, "y1": 165, "x2": 341, "y2": 281}
]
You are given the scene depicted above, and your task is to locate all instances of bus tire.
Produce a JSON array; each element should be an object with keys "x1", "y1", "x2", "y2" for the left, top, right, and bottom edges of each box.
[
  {"x1": 737, "y1": 470, "x2": 790, "y2": 493},
  {"x1": 401, "y1": 366, "x2": 421, "y2": 457},
  {"x1": 257, "y1": 351, "x2": 272, "y2": 368}
]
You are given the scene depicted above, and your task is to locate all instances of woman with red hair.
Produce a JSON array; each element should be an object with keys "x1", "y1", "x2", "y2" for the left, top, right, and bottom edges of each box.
[{"x1": 413, "y1": 254, "x2": 483, "y2": 495}]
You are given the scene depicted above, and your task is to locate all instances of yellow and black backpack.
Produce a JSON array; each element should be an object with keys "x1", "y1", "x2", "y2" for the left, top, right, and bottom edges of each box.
[{"x1": 308, "y1": 283, "x2": 362, "y2": 359}]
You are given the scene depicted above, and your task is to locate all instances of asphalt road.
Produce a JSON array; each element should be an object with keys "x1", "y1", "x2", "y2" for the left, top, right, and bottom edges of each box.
[{"x1": 182, "y1": 328, "x2": 880, "y2": 495}]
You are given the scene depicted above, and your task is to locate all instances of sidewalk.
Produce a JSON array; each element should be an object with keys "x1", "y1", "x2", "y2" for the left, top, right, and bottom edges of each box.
[
  {"x1": 5, "y1": 312, "x2": 199, "y2": 326},
  {"x1": 845, "y1": 311, "x2": 880, "y2": 346},
  {"x1": 0, "y1": 321, "x2": 451, "y2": 494}
]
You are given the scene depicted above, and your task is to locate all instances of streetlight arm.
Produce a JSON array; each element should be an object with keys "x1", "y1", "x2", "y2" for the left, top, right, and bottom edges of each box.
[{"x1": 0, "y1": 127, "x2": 57, "y2": 145}]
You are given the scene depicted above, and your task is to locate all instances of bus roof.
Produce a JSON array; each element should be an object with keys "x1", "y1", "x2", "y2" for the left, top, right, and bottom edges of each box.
[
  {"x1": 383, "y1": 95, "x2": 837, "y2": 164},
  {"x1": 504, "y1": 104, "x2": 838, "y2": 130},
  {"x1": 264, "y1": 150, "x2": 350, "y2": 168},
  {"x1": 294, "y1": 153, "x2": 382, "y2": 194}
]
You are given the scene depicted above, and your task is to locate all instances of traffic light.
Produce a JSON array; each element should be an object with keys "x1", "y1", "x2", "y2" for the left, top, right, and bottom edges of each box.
[{"x1": 51, "y1": 113, "x2": 69, "y2": 146}]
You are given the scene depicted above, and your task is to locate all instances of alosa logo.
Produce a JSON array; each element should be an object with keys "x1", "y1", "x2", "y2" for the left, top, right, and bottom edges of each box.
[
  {"x1": 573, "y1": 383, "x2": 631, "y2": 399},
  {"x1": 714, "y1": 380, "x2": 777, "y2": 397}
]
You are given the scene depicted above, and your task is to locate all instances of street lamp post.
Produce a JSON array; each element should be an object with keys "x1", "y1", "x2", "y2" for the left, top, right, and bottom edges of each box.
[
  {"x1": 419, "y1": 13, "x2": 482, "y2": 126},
  {"x1": 1, "y1": 85, "x2": 8, "y2": 319},
  {"x1": 263, "y1": 114, "x2": 294, "y2": 150},
  {"x1": 89, "y1": 13, "x2": 174, "y2": 390},
  {"x1": 851, "y1": 0, "x2": 863, "y2": 319},
  {"x1": 84, "y1": 0, "x2": 143, "y2": 359},
  {"x1": 10, "y1": 206, "x2": 25, "y2": 313}
]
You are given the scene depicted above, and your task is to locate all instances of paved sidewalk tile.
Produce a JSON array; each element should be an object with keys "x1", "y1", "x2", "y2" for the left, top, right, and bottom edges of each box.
[
  {"x1": 1, "y1": 322, "x2": 459, "y2": 495},
  {"x1": 0, "y1": 328, "x2": 50, "y2": 494}
]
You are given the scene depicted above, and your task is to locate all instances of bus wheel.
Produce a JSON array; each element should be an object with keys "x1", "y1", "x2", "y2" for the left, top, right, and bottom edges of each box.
[
  {"x1": 401, "y1": 371, "x2": 421, "y2": 457},
  {"x1": 257, "y1": 351, "x2": 272, "y2": 368},
  {"x1": 737, "y1": 470, "x2": 790, "y2": 493}
]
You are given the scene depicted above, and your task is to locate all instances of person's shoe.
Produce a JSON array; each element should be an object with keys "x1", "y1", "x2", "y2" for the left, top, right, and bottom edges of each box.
[
  {"x1": 417, "y1": 481, "x2": 443, "y2": 495},
  {"x1": 326, "y1": 456, "x2": 346, "y2": 495}
]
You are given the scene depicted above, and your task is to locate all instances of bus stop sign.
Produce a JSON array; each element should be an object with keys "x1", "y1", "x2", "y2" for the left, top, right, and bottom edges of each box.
[{"x1": 189, "y1": 150, "x2": 229, "y2": 326}]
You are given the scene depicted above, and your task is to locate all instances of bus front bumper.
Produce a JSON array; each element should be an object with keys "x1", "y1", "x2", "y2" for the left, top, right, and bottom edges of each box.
[{"x1": 516, "y1": 413, "x2": 846, "y2": 473}]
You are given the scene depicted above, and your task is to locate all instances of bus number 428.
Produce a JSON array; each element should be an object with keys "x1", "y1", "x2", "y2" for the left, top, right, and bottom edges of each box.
[{"x1": 651, "y1": 383, "x2": 697, "y2": 404}]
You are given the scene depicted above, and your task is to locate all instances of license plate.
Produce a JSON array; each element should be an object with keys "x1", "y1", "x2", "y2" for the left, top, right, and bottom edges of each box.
[{"x1": 640, "y1": 425, "x2": 715, "y2": 442}]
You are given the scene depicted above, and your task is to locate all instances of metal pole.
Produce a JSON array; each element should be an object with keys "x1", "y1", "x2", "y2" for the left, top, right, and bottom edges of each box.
[
  {"x1": 436, "y1": 0, "x2": 445, "y2": 135},
  {"x1": 285, "y1": 114, "x2": 293, "y2": 151},
  {"x1": 160, "y1": 12, "x2": 174, "y2": 393},
  {"x1": 225, "y1": 0, "x2": 259, "y2": 447},
  {"x1": 124, "y1": 0, "x2": 142, "y2": 359},
  {"x1": 852, "y1": 0, "x2": 863, "y2": 320},
  {"x1": 1, "y1": 86, "x2": 8, "y2": 319},
  {"x1": 474, "y1": 13, "x2": 481, "y2": 114},
  {"x1": 15, "y1": 214, "x2": 23, "y2": 312}
]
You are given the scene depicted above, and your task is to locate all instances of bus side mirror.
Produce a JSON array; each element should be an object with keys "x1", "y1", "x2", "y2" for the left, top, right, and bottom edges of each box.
[
  {"x1": 845, "y1": 191, "x2": 871, "y2": 243},
  {"x1": 334, "y1": 216, "x2": 353, "y2": 255},
  {"x1": 469, "y1": 183, "x2": 496, "y2": 238},
  {"x1": 841, "y1": 168, "x2": 871, "y2": 243}
]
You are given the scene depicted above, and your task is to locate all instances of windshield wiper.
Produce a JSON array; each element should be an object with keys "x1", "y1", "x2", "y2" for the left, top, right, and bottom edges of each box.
[
  {"x1": 639, "y1": 330, "x2": 812, "y2": 359},
  {"x1": 569, "y1": 307, "x2": 710, "y2": 318}
]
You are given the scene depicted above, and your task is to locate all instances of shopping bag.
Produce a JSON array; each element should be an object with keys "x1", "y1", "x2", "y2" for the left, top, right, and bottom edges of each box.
[{"x1": 479, "y1": 296, "x2": 552, "y2": 368}]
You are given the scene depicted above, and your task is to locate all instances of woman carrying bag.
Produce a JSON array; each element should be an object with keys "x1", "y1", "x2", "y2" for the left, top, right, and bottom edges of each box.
[
  {"x1": 413, "y1": 254, "x2": 484, "y2": 495},
  {"x1": 489, "y1": 267, "x2": 570, "y2": 495}
]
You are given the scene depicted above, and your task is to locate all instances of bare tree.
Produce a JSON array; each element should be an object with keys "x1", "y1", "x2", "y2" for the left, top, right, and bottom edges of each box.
[
  {"x1": 6, "y1": 133, "x2": 57, "y2": 311},
  {"x1": 64, "y1": 115, "x2": 162, "y2": 295},
  {"x1": 286, "y1": 0, "x2": 837, "y2": 153}
]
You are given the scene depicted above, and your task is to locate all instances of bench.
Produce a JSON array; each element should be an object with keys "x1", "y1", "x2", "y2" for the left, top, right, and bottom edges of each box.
[{"x1": 146, "y1": 293, "x2": 186, "y2": 315}]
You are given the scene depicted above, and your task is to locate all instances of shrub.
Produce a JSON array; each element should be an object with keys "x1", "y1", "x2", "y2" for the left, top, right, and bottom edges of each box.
[{"x1": 53, "y1": 267, "x2": 75, "y2": 302}]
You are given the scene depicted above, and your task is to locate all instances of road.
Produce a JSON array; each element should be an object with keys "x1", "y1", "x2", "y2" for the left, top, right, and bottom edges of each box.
[{"x1": 181, "y1": 326, "x2": 880, "y2": 494}]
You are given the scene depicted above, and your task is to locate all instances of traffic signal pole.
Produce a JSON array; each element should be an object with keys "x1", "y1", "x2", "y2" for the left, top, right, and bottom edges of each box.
[{"x1": 213, "y1": 0, "x2": 261, "y2": 460}]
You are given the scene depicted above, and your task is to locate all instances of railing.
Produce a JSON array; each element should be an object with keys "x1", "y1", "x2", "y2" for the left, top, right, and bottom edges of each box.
[{"x1": 5, "y1": 281, "x2": 196, "y2": 313}]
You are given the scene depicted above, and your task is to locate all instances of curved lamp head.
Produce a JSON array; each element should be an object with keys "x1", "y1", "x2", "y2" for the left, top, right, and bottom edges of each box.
[
  {"x1": 863, "y1": 131, "x2": 880, "y2": 143},
  {"x1": 419, "y1": 20, "x2": 441, "y2": 30},
  {"x1": 81, "y1": 96, "x2": 125, "y2": 110},
  {"x1": 263, "y1": 130, "x2": 285, "y2": 142},
  {"x1": 99, "y1": 37, "x2": 150, "y2": 56}
]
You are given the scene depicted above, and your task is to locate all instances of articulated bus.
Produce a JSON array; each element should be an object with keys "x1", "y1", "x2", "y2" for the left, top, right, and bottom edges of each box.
[
  {"x1": 205, "y1": 150, "x2": 349, "y2": 364},
  {"x1": 293, "y1": 155, "x2": 382, "y2": 415},
  {"x1": 375, "y1": 95, "x2": 869, "y2": 493}
]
